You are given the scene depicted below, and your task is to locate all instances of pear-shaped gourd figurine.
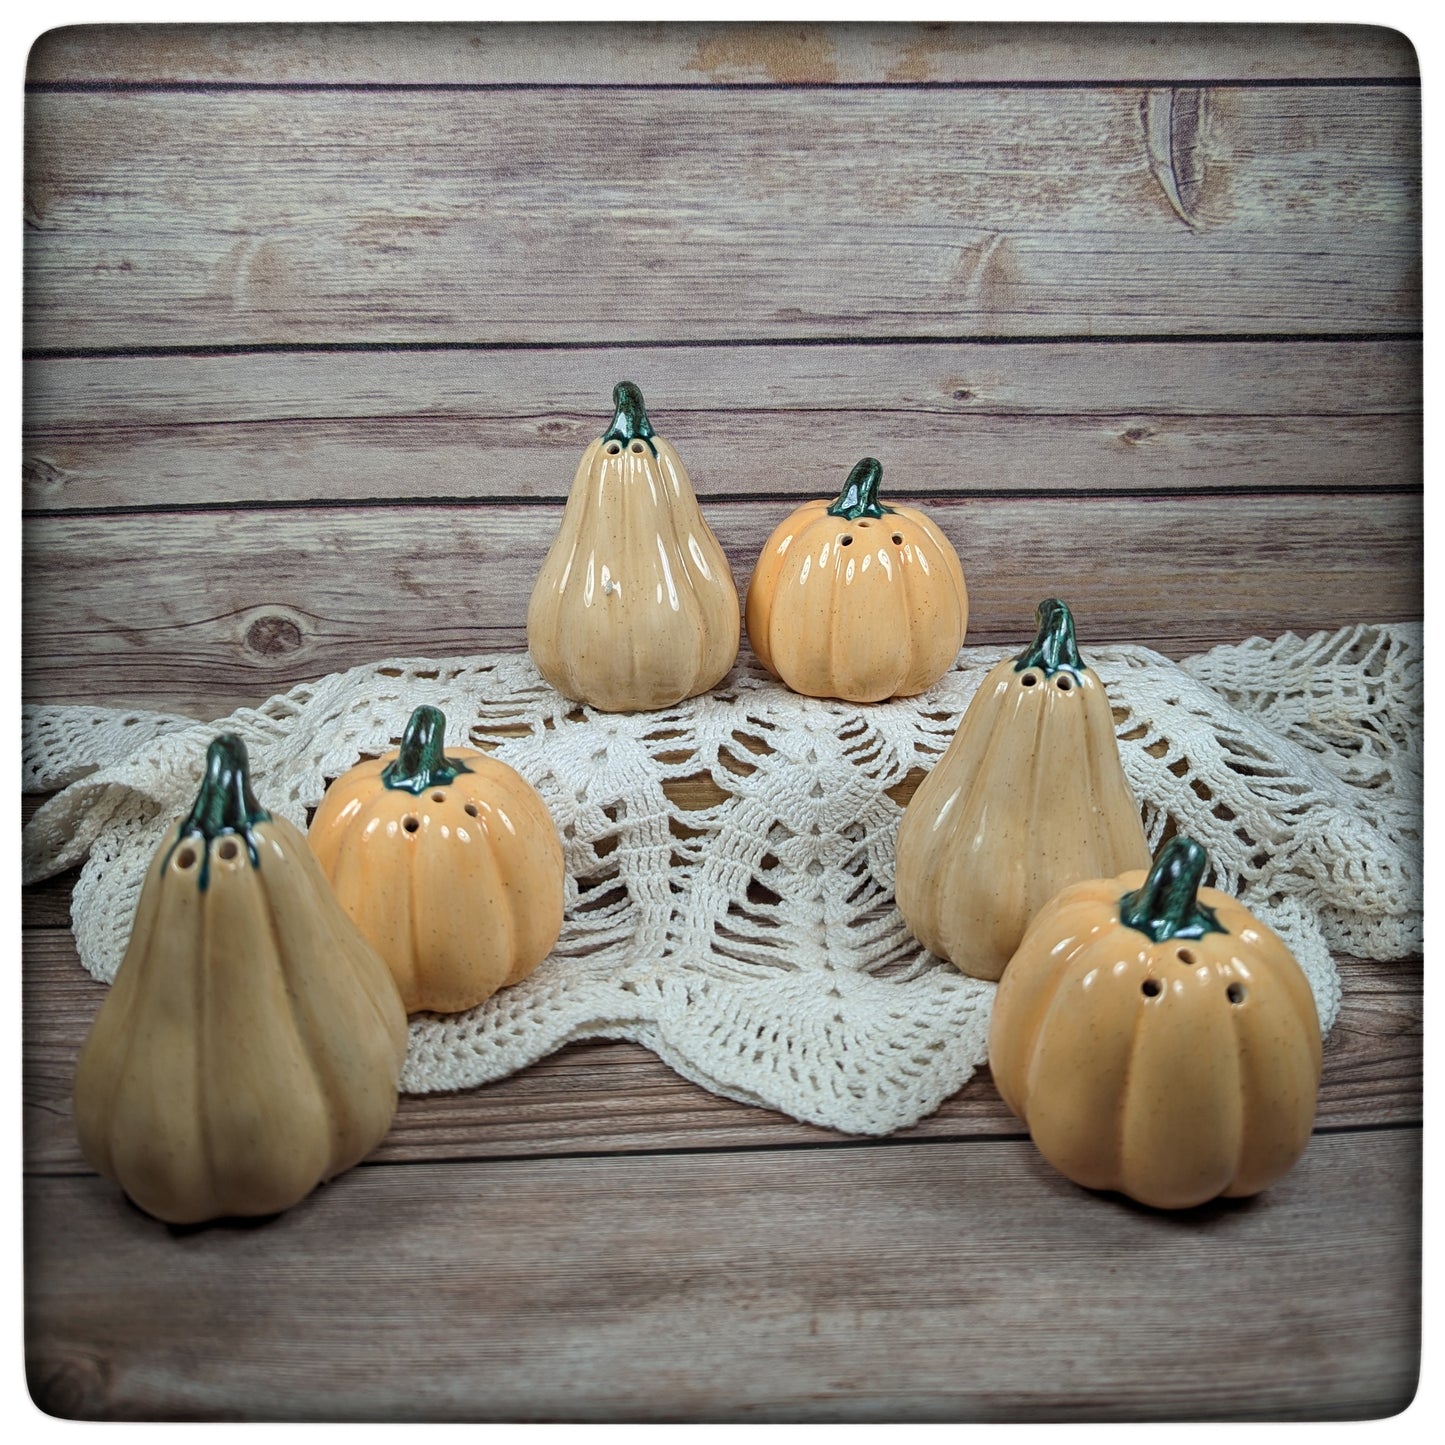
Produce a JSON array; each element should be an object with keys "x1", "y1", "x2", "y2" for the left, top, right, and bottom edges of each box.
[
  {"x1": 894, "y1": 598, "x2": 1150, "y2": 980},
  {"x1": 73, "y1": 735, "x2": 409, "y2": 1224},
  {"x1": 527, "y1": 381, "x2": 740, "y2": 712},
  {"x1": 989, "y1": 835, "x2": 1322, "y2": 1209}
]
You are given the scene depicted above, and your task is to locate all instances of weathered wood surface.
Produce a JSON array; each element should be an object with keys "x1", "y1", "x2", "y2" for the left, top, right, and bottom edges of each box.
[
  {"x1": 23, "y1": 404, "x2": 1422, "y2": 514},
  {"x1": 26, "y1": 342, "x2": 1423, "y2": 428},
  {"x1": 24, "y1": 1127, "x2": 1421, "y2": 1422},
  {"x1": 24, "y1": 86, "x2": 1421, "y2": 347},
  {"x1": 22, "y1": 925, "x2": 1423, "y2": 1173},
  {"x1": 21, "y1": 493, "x2": 1422, "y2": 716},
  {"x1": 26, "y1": 21, "x2": 1421, "y2": 86}
]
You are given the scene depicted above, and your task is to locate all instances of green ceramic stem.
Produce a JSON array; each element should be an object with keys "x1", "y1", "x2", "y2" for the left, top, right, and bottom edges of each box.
[
  {"x1": 166, "y1": 733, "x2": 270, "y2": 884},
  {"x1": 1119, "y1": 835, "x2": 1226, "y2": 943},
  {"x1": 601, "y1": 381, "x2": 658, "y2": 456},
  {"x1": 381, "y1": 705, "x2": 473, "y2": 795},
  {"x1": 826, "y1": 457, "x2": 894, "y2": 520},
  {"x1": 1013, "y1": 598, "x2": 1086, "y2": 678}
]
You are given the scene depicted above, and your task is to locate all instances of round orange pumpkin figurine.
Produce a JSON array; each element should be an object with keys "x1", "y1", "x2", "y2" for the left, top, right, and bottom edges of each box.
[
  {"x1": 988, "y1": 835, "x2": 1323, "y2": 1210},
  {"x1": 308, "y1": 704, "x2": 566, "y2": 1015},
  {"x1": 744, "y1": 457, "x2": 968, "y2": 702}
]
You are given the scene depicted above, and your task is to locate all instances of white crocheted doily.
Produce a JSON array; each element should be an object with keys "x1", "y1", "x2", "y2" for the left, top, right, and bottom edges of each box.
[{"x1": 22, "y1": 624, "x2": 1422, "y2": 1136}]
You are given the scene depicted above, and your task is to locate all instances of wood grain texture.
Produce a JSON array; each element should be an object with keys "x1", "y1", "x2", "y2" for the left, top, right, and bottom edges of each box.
[
  {"x1": 25, "y1": 342, "x2": 1422, "y2": 428},
  {"x1": 21, "y1": 493, "x2": 1422, "y2": 716},
  {"x1": 24, "y1": 86, "x2": 1421, "y2": 348},
  {"x1": 25, "y1": 22, "x2": 1421, "y2": 86},
  {"x1": 24, "y1": 411, "x2": 1421, "y2": 513},
  {"x1": 24, "y1": 1127, "x2": 1421, "y2": 1421},
  {"x1": 22, "y1": 926, "x2": 1423, "y2": 1174}
]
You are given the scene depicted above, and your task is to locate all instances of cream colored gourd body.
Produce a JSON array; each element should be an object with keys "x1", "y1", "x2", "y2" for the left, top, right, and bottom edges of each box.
[
  {"x1": 73, "y1": 735, "x2": 409, "y2": 1225},
  {"x1": 527, "y1": 381, "x2": 739, "y2": 712},
  {"x1": 989, "y1": 836, "x2": 1322, "y2": 1209},
  {"x1": 894, "y1": 598, "x2": 1149, "y2": 981},
  {"x1": 308, "y1": 704, "x2": 566, "y2": 1015},
  {"x1": 745, "y1": 457, "x2": 969, "y2": 702}
]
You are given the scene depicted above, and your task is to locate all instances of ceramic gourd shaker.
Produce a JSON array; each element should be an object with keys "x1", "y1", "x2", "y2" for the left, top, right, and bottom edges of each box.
[
  {"x1": 894, "y1": 597, "x2": 1149, "y2": 980},
  {"x1": 989, "y1": 835, "x2": 1323, "y2": 1209},
  {"x1": 527, "y1": 381, "x2": 740, "y2": 712},
  {"x1": 744, "y1": 457, "x2": 969, "y2": 702},
  {"x1": 308, "y1": 703, "x2": 566, "y2": 1015},
  {"x1": 74, "y1": 735, "x2": 409, "y2": 1225}
]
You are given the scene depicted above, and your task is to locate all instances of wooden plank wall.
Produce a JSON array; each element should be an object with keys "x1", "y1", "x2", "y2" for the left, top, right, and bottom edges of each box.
[{"x1": 22, "y1": 22, "x2": 1422, "y2": 720}]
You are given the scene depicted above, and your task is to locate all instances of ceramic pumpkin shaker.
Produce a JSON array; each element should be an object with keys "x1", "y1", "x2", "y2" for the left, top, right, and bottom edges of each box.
[
  {"x1": 894, "y1": 597, "x2": 1149, "y2": 980},
  {"x1": 308, "y1": 704, "x2": 565, "y2": 1015},
  {"x1": 527, "y1": 381, "x2": 740, "y2": 712},
  {"x1": 989, "y1": 835, "x2": 1323, "y2": 1209},
  {"x1": 744, "y1": 457, "x2": 969, "y2": 702},
  {"x1": 73, "y1": 734, "x2": 409, "y2": 1225}
]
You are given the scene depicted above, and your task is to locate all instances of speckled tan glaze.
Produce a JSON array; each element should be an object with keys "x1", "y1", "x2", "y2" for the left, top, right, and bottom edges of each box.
[
  {"x1": 744, "y1": 463, "x2": 968, "y2": 703},
  {"x1": 893, "y1": 601, "x2": 1148, "y2": 981},
  {"x1": 988, "y1": 848, "x2": 1323, "y2": 1210},
  {"x1": 527, "y1": 386, "x2": 739, "y2": 713},
  {"x1": 309, "y1": 744, "x2": 565, "y2": 1016},
  {"x1": 74, "y1": 741, "x2": 409, "y2": 1226}
]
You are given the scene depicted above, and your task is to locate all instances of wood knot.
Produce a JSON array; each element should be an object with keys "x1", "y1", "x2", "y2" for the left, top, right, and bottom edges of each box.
[
  {"x1": 1121, "y1": 426, "x2": 1153, "y2": 445},
  {"x1": 537, "y1": 420, "x2": 576, "y2": 437},
  {"x1": 1142, "y1": 88, "x2": 1210, "y2": 228},
  {"x1": 29, "y1": 1351, "x2": 113, "y2": 1419},
  {"x1": 244, "y1": 613, "x2": 304, "y2": 657},
  {"x1": 951, "y1": 388, "x2": 975, "y2": 403}
]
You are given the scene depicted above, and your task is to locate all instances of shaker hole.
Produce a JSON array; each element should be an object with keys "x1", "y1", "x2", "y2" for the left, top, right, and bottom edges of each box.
[
  {"x1": 1055, "y1": 675, "x2": 1073, "y2": 691},
  {"x1": 1178, "y1": 947, "x2": 1197, "y2": 966},
  {"x1": 216, "y1": 838, "x2": 240, "y2": 861},
  {"x1": 1020, "y1": 673, "x2": 1039, "y2": 688},
  {"x1": 464, "y1": 802, "x2": 479, "y2": 817},
  {"x1": 630, "y1": 440, "x2": 646, "y2": 454},
  {"x1": 605, "y1": 442, "x2": 622, "y2": 455},
  {"x1": 402, "y1": 814, "x2": 421, "y2": 834},
  {"x1": 431, "y1": 791, "x2": 446, "y2": 803},
  {"x1": 1227, "y1": 983, "x2": 1247, "y2": 1005},
  {"x1": 1141, "y1": 978, "x2": 1162, "y2": 998},
  {"x1": 839, "y1": 534, "x2": 854, "y2": 547},
  {"x1": 175, "y1": 847, "x2": 197, "y2": 870},
  {"x1": 892, "y1": 533, "x2": 905, "y2": 545}
]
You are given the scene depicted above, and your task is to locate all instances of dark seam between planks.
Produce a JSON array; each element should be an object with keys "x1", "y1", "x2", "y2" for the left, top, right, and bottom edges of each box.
[
  {"x1": 20, "y1": 1115, "x2": 1423, "y2": 1180},
  {"x1": 23, "y1": 78, "x2": 1424, "y2": 94},
  {"x1": 21, "y1": 334, "x2": 1426, "y2": 361},
  {"x1": 21, "y1": 483, "x2": 1425, "y2": 523}
]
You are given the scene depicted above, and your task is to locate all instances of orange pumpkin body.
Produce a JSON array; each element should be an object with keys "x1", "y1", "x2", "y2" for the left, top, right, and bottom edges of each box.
[
  {"x1": 989, "y1": 837, "x2": 1323, "y2": 1210},
  {"x1": 309, "y1": 706, "x2": 565, "y2": 1015},
  {"x1": 745, "y1": 458, "x2": 968, "y2": 703}
]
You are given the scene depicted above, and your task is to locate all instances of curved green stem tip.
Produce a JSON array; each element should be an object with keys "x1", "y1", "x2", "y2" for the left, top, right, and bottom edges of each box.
[
  {"x1": 181, "y1": 733, "x2": 269, "y2": 840},
  {"x1": 1119, "y1": 834, "x2": 1226, "y2": 943},
  {"x1": 1013, "y1": 597, "x2": 1086, "y2": 678},
  {"x1": 382, "y1": 704, "x2": 473, "y2": 795},
  {"x1": 601, "y1": 380, "x2": 657, "y2": 455},
  {"x1": 826, "y1": 457, "x2": 893, "y2": 520},
  {"x1": 167, "y1": 733, "x2": 270, "y2": 884}
]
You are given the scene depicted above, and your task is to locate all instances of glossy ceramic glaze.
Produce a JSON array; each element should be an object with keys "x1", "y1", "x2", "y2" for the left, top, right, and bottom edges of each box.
[
  {"x1": 894, "y1": 598, "x2": 1148, "y2": 980},
  {"x1": 73, "y1": 734, "x2": 409, "y2": 1225},
  {"x1": 527, "y1": 381, "x2": 740, "y2": 712},
  {"x1": 744, "y1": 457, "x2": 969, "y2": 702},
  {"x1": 988, "y1": 835, "x2": 1323, "y2": 1210},
  {"x1": 308, "y1": 704, "x2": 566, "y2": 1015}
]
